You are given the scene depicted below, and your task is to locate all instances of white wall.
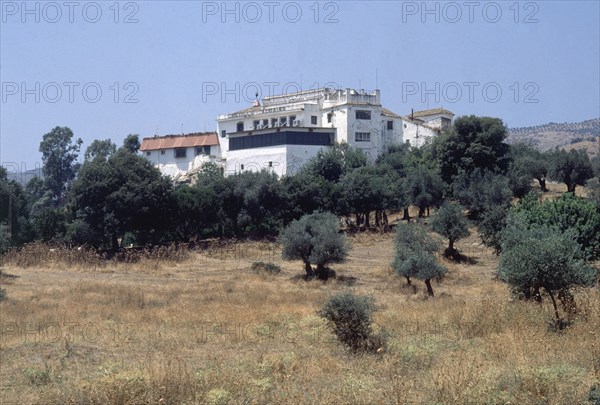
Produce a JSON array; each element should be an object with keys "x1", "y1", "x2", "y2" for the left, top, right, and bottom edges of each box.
[
  {"x1": 401, "y1": 120, "x2": 438, "y2": 148},
  {"x1": 225, "y1": 144, "x2": 331, "y2": 177},
  {"x1": 143, "y1": 145, "x2": 220, "y2": 178}
]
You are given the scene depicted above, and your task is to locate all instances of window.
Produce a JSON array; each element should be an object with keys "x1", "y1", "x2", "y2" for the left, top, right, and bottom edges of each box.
[
  {"x1": 253, "y1": 120, "x2": 260, "y2": 130},
  {"x1": 262, "y1": 119, "x2": 269, "y2": 127},
  {"x1": 195, "y1": 146, "x2": 211, "y2": 156},
  {"x1": 175, "y1": 148, "x2": 187, "y2": 158},
  {"x1": 280, "y1": 117, "x2": 287, "y2": 127},
  {"x1": 236, "y1": 121, "x2": 244, "y2": 132},
  {"x1": 289, "y1": 115, "x2": 296, "y2": 126},
  {"x1": 268, "y1": 161, "x2": 273, "y2": 168},
  {"x1": 311, "y1": 115, "x2": 317, "y2": 125},
  {"x1": 387, "y1": 120, "x2": 394, "y2": 130},
  {"x1": 161, "y1": 150, "x2": 166, "y2": 155},
  {"x1": 355, "y1": 110, "x2": 371, "y2": 120},
  {"x1": 146, "y1": 151, "x2": 151, "y2": 156},
  {"x1": 221, "y1": 130, "x2": 226, "y2": 138},
  {"x1": 240, "y1": 164, "x2": 244, "y2": 171},
  {"x1": 229, "y1": 131, "x2": 333, "y2": 151},
  {"x1": 403, "y1": 123, "x2": 407, "y2": 129},
  {"x1": 355, "y1": 132, "x2": 371, "y2": 142},
  {"x1": 271, "y1": 118, "x2": 278, "y2": 127},
  {"x1": 327, "y1": 113, "x2": 332, "y2": 123}
]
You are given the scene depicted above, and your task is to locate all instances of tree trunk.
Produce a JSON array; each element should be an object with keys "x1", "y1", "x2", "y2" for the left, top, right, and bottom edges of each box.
[
  {"x1": 403, "y1": 208, "x2": 410, "y2": 220},
  {"x1": 364, "y1": 212, "x2": 370, "y2": 228},
  {"x1": 383, "y1": 212, "x2": 388, "y2": 226},
  {"x1": 547, "y1": 288, "x2": 561, "y2": 326},
  {"x1": 533, "y1": 286, "x2": 542, "y2": 303},
  {"x1": 418, "y1": 206, "x2": 425, "y2": 218},
  {"x1": 111, "y1": 233, "x2": 119, "y2": 252},
  {"x1": 424, "y1": 279, "x2": 434, "y2": 296},
  {"x1": 537, "y1": 177, "x2": 548, "y2": 192},
  {"x1": 567, "y1": 184, "x2": 576, "y2": 194},
  {"x1": 315, "y1": 263, "x2": 330, "y2": 280},
  {"x1": 304, "y1": 261, "x2": 314, "y2": 278},
  {"x1": 448, "y1": 239, "x2": 454, "y2": 252},
  {"x1": 427, "y1": 206, "x2": 430, "y2": 217},
  {"x1": 405, "y1": 276, "x2": 411, "y2": 285}
]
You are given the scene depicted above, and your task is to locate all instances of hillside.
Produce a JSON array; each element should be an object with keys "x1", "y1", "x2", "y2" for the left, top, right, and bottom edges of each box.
[{"x1": 508, "y1": 118, "x2": 600, "y2": 158}]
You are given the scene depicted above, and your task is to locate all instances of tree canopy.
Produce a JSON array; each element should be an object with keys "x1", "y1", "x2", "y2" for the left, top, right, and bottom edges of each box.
[{"x1": 279, "y1": 211, "x2": 348, "y2": 279}]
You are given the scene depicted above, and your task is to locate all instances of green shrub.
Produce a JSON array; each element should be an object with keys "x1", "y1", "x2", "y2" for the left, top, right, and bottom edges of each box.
[
  {"x1": 589, "y1": 385, "x2": 600, "y2": 405},
  {"x1": 23, "y1": 364, "x2": 52, "y2": 386},
  {"x1": 251, "y1": 261, "x2": 281, "y2": 275},
  {"x1": 318, "y1": 292, "x2": 382, "y2": 353}
]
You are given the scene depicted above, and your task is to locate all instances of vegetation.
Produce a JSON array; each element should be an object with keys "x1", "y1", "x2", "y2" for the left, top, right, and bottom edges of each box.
[
  {"x1": 513, "y1": 193, "x2": 600, "y2": 260},
  {"x1": 549, "y1": 149, "x2": 594, "y2": 193},
  {"x1": 318, "y1": 291, "x2": 382, "y2": 353},
  {"x1": 279, "y1": 212, "x2": 348, "y2": 279},
  {"x1": 391, "y1": 221, "x2": 447, "y2": 296},
  {"x1": 498, "y1": 220, "x2": 596, "y2": 327},
  {"x1": 430, "y1": 201, "x2": 470, "y2": 255}
]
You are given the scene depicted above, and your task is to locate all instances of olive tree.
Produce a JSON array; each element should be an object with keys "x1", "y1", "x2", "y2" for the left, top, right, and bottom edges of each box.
[
  {"x1": 499, "y1": 219, "x2": 596, "y2": 327},
  {"x1": 279, "y1": 211, "x2": 348, "y2": 279},
  {"x1": 430, "y1": 201, "x2": 470, "y2": 255},
  {"x1": 392, "y1": 221, "x2": 447, "y2": 296}
]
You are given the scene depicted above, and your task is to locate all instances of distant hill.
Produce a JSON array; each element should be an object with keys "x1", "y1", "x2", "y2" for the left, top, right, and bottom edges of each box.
[{"x1": 508, "y1": 118, "x2": 599, "y2": 158}]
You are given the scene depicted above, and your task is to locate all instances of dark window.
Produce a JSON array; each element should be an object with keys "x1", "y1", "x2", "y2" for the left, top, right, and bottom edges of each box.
[
  {"x1": 387, "y1": 120, "x2": 394, "y2": 130},
  {"x1": 356, "y1": 110, "x2": 371, "y2": 120},
  {"x1": 221, "y1": 130, "x2": 226, "y2": 138},
  {"x1": 289, "y1": 116, "x2": 296, "y2": 126},
  {"x1": 161, "y1": 150, "x2": 166, "y2": 155},
  {"x1": 146, "y1": 151, "x2": 151, "y2": 156},
  {"x1": 327, "y1": 113, "x2": 332, "y2": 123},
  {"x1": 271, "y1": 118, "x2": 278, "y2": 127},
  {"x1": 175, "y1": 148, "x2": 187, "y2": 158},
  {"x1": 195, "y1": 146, "x2": 211, "y2": 156},
  {"x1": 240, "y1": 164, "x2": 244, "y2": 171},
  {"x1": 311, "y1": 116, "x2": 317, "y2": 125},
  {"x1": 229, "y1": 130, "x2": 333, "y2": 151},
  {"x1": 253, "y1": 120, "x2": 260, "y2": 130},
  {"x1": 355, "y1": 132, "x2": 371, "y2": 142},
  {"x1": 280, "y1": 117, "x2": 287, "y2": 126},
  {"x1": 268, "y1": 161, "x2": 273, "y2": 168},
  {"x1": 403, "y1": 123, "x2": 407, "y2": 129},
  {"x1": 236, "y1": 122, "x2": 244, "y2": 132},
  {"x1": 262, "y1": 119, "x2": 269, "y2": 127}
]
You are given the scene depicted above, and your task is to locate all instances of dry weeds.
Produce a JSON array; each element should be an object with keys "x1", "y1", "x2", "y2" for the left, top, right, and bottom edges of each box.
[{"x1": 1, "y1": 226, "x2": 598, "y2": 404}]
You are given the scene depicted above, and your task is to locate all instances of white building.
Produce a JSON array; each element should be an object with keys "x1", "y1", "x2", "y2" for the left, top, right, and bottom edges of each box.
[
  {"x1": 216, "y1": 88, "x2": 453, "y2": 176},
  {"x1": 140, "y1": 132, "x2": 221, "y2": 178}
]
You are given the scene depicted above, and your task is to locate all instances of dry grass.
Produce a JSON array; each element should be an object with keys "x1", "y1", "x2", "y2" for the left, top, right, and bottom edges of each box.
[{"x1": 1, "y1": 229, "x2": 599, "y2": 404}]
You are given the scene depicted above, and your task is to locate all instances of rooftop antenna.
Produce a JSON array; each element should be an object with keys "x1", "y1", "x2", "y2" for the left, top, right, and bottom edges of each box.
[
  {"x1": 375, "y1": 68, "x2": 379, "y2": 90},
  {"x1": 155, "y1": 126, "x2": 159, "y2": 137},
  {"x1": 181, "y1": 123, "x2": 184, "y2": 135}
]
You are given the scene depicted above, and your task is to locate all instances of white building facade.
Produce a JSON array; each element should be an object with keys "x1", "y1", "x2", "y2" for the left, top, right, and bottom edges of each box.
[
  {"x1": 216, "y1": 88, "x2": 453, "y2": 176},
  {"x1": 140, "y1": 133, "x2": 222, "y2": 178}
]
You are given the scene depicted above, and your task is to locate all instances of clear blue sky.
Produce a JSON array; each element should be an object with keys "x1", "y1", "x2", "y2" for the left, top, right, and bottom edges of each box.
[{"x1": 1, "y1": 0, "x2": 599, "y2": 170}]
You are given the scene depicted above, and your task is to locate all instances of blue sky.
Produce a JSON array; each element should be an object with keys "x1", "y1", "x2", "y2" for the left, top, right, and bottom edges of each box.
[{"x1": 1, "y1": 0, "x2": 599, "y2": 170}]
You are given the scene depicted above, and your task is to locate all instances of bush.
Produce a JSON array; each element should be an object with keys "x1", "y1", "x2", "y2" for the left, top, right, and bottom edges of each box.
[
  {"x1": 589, "y1": 385, "x2": 600, "y2": 405},
  {"x1": 318, "y1": 292, "x2": 382, "y2": 353},
  {"x1": 251, "y1": 261, "x2": 281, "y2": 275}
]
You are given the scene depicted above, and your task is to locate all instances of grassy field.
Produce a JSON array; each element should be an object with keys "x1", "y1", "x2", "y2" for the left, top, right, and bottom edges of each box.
[{"x1": 1, "y1": 187, "x2": 599, "y2": 404}]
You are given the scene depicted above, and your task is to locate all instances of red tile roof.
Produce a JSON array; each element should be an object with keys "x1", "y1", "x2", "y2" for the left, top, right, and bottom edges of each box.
[{"x1": 140, "y1": 132, "x2": 218, "y2": 151}]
